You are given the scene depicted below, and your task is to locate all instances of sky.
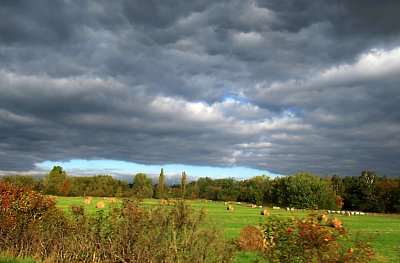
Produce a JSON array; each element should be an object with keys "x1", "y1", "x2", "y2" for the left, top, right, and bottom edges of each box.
[{"x1": 1, "y1": 0, "x2": 400, "y2": 179}]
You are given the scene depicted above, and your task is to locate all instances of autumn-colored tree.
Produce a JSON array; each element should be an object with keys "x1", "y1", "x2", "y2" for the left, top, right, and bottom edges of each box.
[{"x1": 58, "y1": 178, "x2": 72, "y2": 196}]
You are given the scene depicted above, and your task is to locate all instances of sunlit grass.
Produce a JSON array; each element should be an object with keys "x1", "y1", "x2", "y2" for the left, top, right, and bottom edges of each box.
[{"x1": 56, "y1": 197, "x2": 400, "y2": 262}]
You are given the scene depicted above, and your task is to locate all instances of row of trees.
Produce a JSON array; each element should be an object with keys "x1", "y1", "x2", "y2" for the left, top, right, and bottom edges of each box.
[{"x1": 1, "y1": 167, "x2": 399, "y2": 213}]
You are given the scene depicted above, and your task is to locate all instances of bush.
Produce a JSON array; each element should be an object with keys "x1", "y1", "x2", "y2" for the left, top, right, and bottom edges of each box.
[
  {"x1": 0, "y1": 182, "x2": 57, "y2": 257},
  {"x1": 258, "y1": 214, "x2": 375, "y2": 262},
  {"x1": 1, "y1": 183, "x2": 235, "y2": 262}
]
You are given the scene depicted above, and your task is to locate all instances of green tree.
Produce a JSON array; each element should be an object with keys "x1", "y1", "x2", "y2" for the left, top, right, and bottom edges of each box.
[
  {"x1": 359, "y1": 171, "x2": 382, "y2": 212},
  {"x1": 44, "y1": 166, "x2": 68, "y2": 195},
  {"x1": 272, "y1": 173, "x2": 337, "y2": 209},
  {"x1": 156, "y1": 168, "x2": 166, "y2": 199},
  {"x1": 197, "y1": 177, "x2": 213, "y2": 199},
  {"x1": 1, "y1": 175, "x2": 44, "y2": 192},
  {"x1": 133, "y1": 173, "x2": 153, "y2": 198},
  {"x1": 181, "y1": 171, "x2": 187, "y2": 199}
]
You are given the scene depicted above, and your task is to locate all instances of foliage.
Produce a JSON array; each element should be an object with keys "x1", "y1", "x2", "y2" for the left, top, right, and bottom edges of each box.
[
  {"x1": 259, "y1": 214, "x2": 376, "y2": 262},
  {"x1": 238, "y1": 175, "x2": 271, "y2": 205},
  {"x1": 44, "y1": 166, "x2": 68, "y2": 195},
  {"x1": 155, "y1": 168, "x2": 167, "y2": 199},
  {"x1": 0, "y1": 183, "x2": 235, "y2": 262},
  {"x1": 0, "y1": 182, "x2": 56, "y2": 230},
  {"x1": 1, "y1": 175, "x2": 44, "y2": 192},
  {"x1": 2, "y1": 167, "x2": 400, "y2": 213},
  {"x1": 132, "y1": 173, "x2": 153, "y2": 198},
  {"x1": 70, "y1": 175, "x2": 130, "y2": 197},
  {"x1": 181, "y1": 171, "x2": 187, "y2": 198},
  {"x1": 0, "y1": 182, "x2": 58, "y2": 258},
  {"x1": 271, "y1": 173, "x2": 337, "y2": 209}
]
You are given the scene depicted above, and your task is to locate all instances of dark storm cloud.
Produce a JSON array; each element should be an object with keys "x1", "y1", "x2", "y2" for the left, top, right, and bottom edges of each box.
[{"x1": 0, "y1": 0, "x2": 399, "y2": 176}]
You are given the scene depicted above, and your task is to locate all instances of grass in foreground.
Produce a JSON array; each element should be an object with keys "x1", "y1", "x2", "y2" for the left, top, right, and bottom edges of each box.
[{"x1": 56, "y1": 197, "x2": 400, "y2": 262}]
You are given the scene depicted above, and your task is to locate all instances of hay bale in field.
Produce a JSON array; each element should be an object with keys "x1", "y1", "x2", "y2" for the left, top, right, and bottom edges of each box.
[
  {"x1": 261, "y1": 209, "x2": 270, "y2": 216},
  {"x1": 96, "y1": 201, "x2": 105, "y2": 209},
  {"x1": 83, "y1": 199, "x2": 91, "y2": 205},
  {"x1": 239, "y1": 226, "x2": 263, "y2": 252},
  {"x1": 344, "y1": 211, "x2": 350, "y2": 216},
  {"x1": 227, "y1": 205, "x2": 234, "y2": 211},
  {"x1": 87, "y1": 196, "x2": 94, "y2": 200},
  {"x1": 251, "y1": 204, "x2": 257, "y2": 208},
  {"x1": 328, "y1": 217, "x2": 343, "y2": 228}
]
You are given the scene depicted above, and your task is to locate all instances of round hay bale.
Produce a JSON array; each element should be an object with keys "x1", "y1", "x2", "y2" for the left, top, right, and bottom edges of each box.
[
  {"x1": 83, "y1": 199, "x2": 91, "y2": 205},
  {"x1": 227, "y1": 205, "x2": 234, "y2": 211},
  {"x1": 87, "y1": 196, "x2": 94, "y2": 200},
  {"x1": 261, "y1": 209, "x2": 270, "y2": 216},
  {"x1": 329, "y1": 217, "x2": 343, "y2": 228},
  {"x1": 239, "y1": 226, "x2": 263, "y2": 252},
  {"x1": 96, "y1": 201, "x2": 105, "y2": 209},
  {"x1": 344, "y1": 211, "x2": 350, "y2": 216}
]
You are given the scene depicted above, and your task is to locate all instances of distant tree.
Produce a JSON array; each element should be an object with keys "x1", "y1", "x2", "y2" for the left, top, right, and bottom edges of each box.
[
  {"x1": 197, "y1": 177, "x2": 213, "y2": 199},
  {"x1": 181, "y1": 171, "x2": 187, "y2": 199},
  {"x1": 133, "y1": 173, "x2": 153, "y2": 198},
  {"x1": 44, "y1": 166, "x2": 68, "y2": 195},
  {"x1": 342, "y1": 176, "x2": 363, "y2": 211},
  {"x1": 330, "y1": 175, "x2": 344, "y2": 196},
  {"x1": 58, "y1": 178, "x2": 72, "y2": 196},
  {"x1": 1, "y1": 175, "x2": 44, "y2": 192},
  {"x1": 272, "y1": 173, "x2": 337, "y2": 210},
  {"x1": 329, "y1": 175, "x2": 344, "y2": 209},
  {"x1": 238, "y1": 175, "x2": 271, "y2": 205},
  {"x1": 375, "y1": 177, "x2": 400, "y2": 213},
  {"x1": 213, "y1": 178, "x2": 239, "y2": 201},
  {"x1": 357, "y1": 171, "x2": 383, "y2": 212},
  {"x1": 186, "y1": 181, "x2": 199, "y2": 199},
  {"x1": 156, "y1": 168, "x2": 166, "y2": 199}
]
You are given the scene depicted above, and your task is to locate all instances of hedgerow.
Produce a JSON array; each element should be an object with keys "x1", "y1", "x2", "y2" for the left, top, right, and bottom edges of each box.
[{"x1": 0, "y1": 182, "x2": 234, "y2": 262}]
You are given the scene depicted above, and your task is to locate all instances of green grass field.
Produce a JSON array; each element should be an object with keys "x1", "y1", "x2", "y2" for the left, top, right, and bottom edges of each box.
[{"x1": 56, "y1": 197, "x2": 400, "y2": 262}]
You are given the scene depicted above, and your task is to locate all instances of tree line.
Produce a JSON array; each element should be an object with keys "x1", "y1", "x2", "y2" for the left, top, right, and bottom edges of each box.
[{"x1": 1, "y1": 166, "x2": 399, "y2": 213}]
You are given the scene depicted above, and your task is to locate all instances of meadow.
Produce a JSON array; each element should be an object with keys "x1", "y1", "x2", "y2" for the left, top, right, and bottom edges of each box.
[{"x1": 55, "y1": 197, "x2": 400, "y2": 263}]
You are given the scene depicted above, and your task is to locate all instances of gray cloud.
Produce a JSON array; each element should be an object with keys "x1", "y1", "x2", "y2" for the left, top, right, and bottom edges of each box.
[{"x1": 0, "y1": 0, "x2": 399, "y2": 176}]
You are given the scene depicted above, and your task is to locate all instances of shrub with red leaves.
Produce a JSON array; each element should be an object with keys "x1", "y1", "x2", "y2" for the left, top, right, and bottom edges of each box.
[
  {"x1": 0, "y1": 182, "x2": 56, "y2": 239},
  {"x1": 259, "y1": 214, "x2": 376, "y2": 262}
]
